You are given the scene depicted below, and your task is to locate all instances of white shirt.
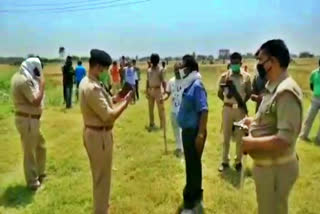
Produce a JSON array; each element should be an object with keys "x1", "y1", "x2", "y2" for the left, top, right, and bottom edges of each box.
[{"x1": 166, "y1": 77, "x2": 184, "y2": 114}]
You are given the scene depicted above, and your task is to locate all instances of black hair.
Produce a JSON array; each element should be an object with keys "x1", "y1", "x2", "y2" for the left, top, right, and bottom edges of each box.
[
  {"x1": 259, "y1": 39, "x2": 290, "y2": 68},
  {"x1": 78, "y1": 61, "x2": 82, "y2": 65},
  {"x1": 230, "y1": 52, "x2": 242, "y2": 61},
  {"x1": 89, "y1": 58, "x2": 98, "y2": 67},
  {"x1": 132, "y1": 59, "x2": 136, "y2": 64},
  {"x1": 150, "y1": 53, "x2": 160, "y2": 66},
  {"x1": 112, "y1": 61, "x2": 117, "y2": 65},
  {"x1": 182, "y1": 55, "x2": 199, "y2": 71},
  {"x1": 162, "y1": 61, "x2": 166, "y2": 67}
]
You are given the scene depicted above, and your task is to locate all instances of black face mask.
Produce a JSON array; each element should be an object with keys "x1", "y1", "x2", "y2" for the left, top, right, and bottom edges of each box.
[{"x1": 256, "y1": 64, "x2": 266, "y2": 78}]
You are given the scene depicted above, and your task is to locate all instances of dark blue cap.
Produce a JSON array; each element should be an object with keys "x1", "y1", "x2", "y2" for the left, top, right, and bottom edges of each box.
[{"x1": 90, "y1": 49, "x2": 112, "y2": 67}]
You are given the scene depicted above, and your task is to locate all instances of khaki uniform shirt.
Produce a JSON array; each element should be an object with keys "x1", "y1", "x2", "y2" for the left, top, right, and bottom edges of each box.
[
  {"x1": 218, "y1": 69, "x2": 251, "y2": 104},
  {"x1": 11, "y1": 73, "x2": 42, "y2": 115},
  {"x1": 147, "y1": 66, "x2": 164, "y2": 88},
  {"x1": 79, "y1": 76, "x2": 114, "y2": 127},
  {"x1": 250, "y1": 72, "x2": 303, "y2": 159}
]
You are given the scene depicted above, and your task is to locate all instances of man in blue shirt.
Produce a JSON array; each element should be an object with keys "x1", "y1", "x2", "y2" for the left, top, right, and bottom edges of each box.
[
  {"x1": 75, "y1": 60, "x2": 86, "y2": 101},
  {"x1": 177, "y1": 55, "x2": 208, "y2": 214}
]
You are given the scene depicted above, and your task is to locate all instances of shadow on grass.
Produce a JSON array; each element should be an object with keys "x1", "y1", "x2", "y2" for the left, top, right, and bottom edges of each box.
[
  {"x1": 220, "y1": 168, "x2": 252, "y2": 189},
  {"x1": 0, "y1": 185, "x2": 35, "y2": 208}
]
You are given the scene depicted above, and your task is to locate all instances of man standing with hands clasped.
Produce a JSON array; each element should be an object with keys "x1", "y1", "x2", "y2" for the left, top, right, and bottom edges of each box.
[
  {"x1": 242, "y1": 39, "x2": 302, "y2": 214},
  {"x1": 177, "y1": 55, "x2": 208, "y2": 214},
  {"x1": 79, "y1": 49, "x2": 132, "y2": 214}
]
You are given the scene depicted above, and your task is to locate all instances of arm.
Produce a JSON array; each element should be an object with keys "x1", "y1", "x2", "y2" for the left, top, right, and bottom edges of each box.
[
  {"x1": 244, "y1": 75, "x2": 252, "y2": 102},
  {"x1": 22, "y1": 76, "x2": 45, "y2": 107},
  {"x1": 217, "y1": 75, "x2": 225, "y2": 101},
  {"x1": 194, "y1": 85, "x2": 209, "y2": 156},
  {"x1": 87, "y1": 88, "x2": 132, "y2": 124},
  {"x1": 243, "y1": 92, "x2": 302, "y2": 155},
  {"x1": 310, "y1": 72, "x2": 314, "y2": 91}
]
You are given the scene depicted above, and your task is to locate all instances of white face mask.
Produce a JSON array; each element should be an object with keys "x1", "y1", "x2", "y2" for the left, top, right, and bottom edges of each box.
[{"x1": 179, "y1": 68, "x2": 187, "y2": 79}]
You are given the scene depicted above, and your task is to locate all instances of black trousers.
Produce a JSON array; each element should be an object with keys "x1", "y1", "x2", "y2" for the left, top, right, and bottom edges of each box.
[
  {"x1": 65, "y1": 84, "x2": 73, "y2": 108},
  {"x1": 182, "y1": 128, "x2": 204, "y2": 209},
  {"x1": 135, "y1": 80, "x2": 139, "y2": 100}
]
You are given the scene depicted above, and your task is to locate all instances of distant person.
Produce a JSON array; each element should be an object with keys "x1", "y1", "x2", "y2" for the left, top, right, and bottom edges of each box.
[
  {"x1": 242, "y1": 39, "x2": 302, "y2": 214},
  {"x1": 120, "y1": 56, "x2": 126, "y2": 85},
  {"x1": 217, "y1": 52, "x2": 251, "y2": 172},
  {"x1": 132, "y1": 59, "x2": 141, "y2": 100},
  {"x1": 11, "y1": 57, "x2": 46, "y2": 190},
  {"x1": 75, "y1": 60, "x2": 86, "y2": 101},
  {"x1": 125, "y1": 61, "x2": 136, "y2": 103},
  {"x1": 110, "y1": 61, "x2": 121, "y2": 94},
  {"x1": 99, "y1": 67, "x2": 112, "y2": 96},
  {"x1": 244, "y1": 65, "x2": 248, "y2": 72},
  {"x1": 163, "y1": 62, "x2": 185, "y2": 158},
  {"x1": 300, "y1": 59, "x2": 320, "y2": 142},
  {"x1": 79, "y1": 49, "x2": 132, "y2": 214},
  {"x1": 177, "y1": 55, "x2": 208, "y2": 214},
  {"x1": 62, "y1": 56, "x2": 74, "y2": 108},
  {"x1": 162, "y1": 60, "x2": 167, "y2": 79},
  {"x1": 146, "y1": 53, "x2": 166, "y2": 131}
]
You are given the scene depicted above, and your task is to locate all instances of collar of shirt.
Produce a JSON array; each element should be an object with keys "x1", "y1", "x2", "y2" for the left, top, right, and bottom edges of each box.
[
  {"x1": 265, "y1": 71, "x2": 288, "y2": 93},
  {"x1": 88, "y1": 74, "x2": 99, "y2": 83}
]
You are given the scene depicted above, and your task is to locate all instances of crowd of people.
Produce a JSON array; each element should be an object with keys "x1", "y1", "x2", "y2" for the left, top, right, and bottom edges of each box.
[{"x1": 10, "y1": 39, "x2": 320, "y2": 214}]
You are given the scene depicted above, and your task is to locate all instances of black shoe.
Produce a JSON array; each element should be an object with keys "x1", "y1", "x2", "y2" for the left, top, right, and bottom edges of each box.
[
  {"x1": 39, "y1": 174, "x2": 47, "y2": 184},
  {"x1": 218, "y1": 163, "x2": 229, "y2": 172},
  {"x1": 235, "y1": 163, "x2": 242, "y2": 172}
]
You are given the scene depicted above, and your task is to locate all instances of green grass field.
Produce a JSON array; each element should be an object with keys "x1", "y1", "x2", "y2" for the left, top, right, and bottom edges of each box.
[{"x1": 0, "y1": 59, "x2": 320, "y2": 214}]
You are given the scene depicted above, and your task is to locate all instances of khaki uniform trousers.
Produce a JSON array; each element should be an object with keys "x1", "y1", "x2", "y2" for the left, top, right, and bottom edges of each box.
[
  {"x1": 253, "y1": 159, "x2": 299, "y2": 214},
  {"x1": 84, "y1": 128, "x2": 113, "y2": 214},
  {"x1": 15, "y1": 116, "x2": 46, "y2": 186},
  {"x1": 148, "y1": 88, "x2": 165, "y2": 128},
  {"x1": 222, "y1": 106, "x2": 246, "y2": 164},
  {"x1": 300, "y1": 96, "x2": 320, "y2": 140}
]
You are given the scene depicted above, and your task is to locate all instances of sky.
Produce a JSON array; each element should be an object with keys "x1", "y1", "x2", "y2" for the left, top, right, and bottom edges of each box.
[{"x1": 0, "y1": 0, "x2": 319, "y2": 59}]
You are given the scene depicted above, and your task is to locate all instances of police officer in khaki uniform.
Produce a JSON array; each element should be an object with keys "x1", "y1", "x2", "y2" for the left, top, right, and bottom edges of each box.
[
  {"x1": 79, "y1": 49, "x2": 132, "y2": 214},
  {"x1": 146, "y1": 53, "x2": 166, "y2": 131},
  {"x1": 243, "y1": 40, "x2": 302, "y2": 214},
  {"x1": 218, "y1": 52, "x2": 251, "y2": 172},
  {"x1": 11, "y1": 57, "x2": 46, "y2": 190}
]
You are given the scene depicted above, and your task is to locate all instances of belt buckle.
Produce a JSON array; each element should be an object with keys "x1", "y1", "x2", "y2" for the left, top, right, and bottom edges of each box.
[{"x1": 232, "y1": 104, "x2": 238, "y2": 109}]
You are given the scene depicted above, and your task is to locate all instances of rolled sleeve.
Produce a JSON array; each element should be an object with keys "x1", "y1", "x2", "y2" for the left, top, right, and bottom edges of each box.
[
  {"x1": 21, "y1": 80, "x2": 37, "y2": 103},
  {"x1": 87, "y1": 88, "x2": 114, "y2": 123},
  {"x1": 276, "y1": 91, "x2": 302, "y2": 143},
  {"x1": 195, "y1": 84, "x2": 208, "y2": 113}
]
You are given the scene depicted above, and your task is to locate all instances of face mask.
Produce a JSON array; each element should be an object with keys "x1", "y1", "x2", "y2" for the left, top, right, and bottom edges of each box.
[
  {"x1": 179, "y1": 68, "x2": 187, "y2": 79},
  {"x1": 230, "y1": 64, "x2": 241, "y2": 73},
  {"x1": 256, "y1": 58, "x2": 270, "y2": 78}
]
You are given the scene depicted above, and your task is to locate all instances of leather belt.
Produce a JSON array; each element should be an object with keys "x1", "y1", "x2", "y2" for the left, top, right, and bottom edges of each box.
[
  {"x1": 15, "y1": 112, "x2": 41, "y2": 119},
  {"x1": 224, "y1": 103, "x2": 238, "y2": 109},
  {"x1": 85, "y1": 125, "x2": 113, "y2": 131},
  {"x1": 253, "y1": 153, "x2": 298, "y2": 167},
  {"x1": 149, "y1": 86, "x2": 161, "y2": 89}
]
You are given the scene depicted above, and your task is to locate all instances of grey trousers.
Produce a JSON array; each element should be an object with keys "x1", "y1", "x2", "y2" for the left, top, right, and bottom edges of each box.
[{"x1": 300, "y1": 96, "x2": 320, "y2": 140}]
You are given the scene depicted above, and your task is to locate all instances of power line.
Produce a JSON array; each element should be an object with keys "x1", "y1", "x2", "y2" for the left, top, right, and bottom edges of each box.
[
  {"x1": 0, "y1": 0, "x2": 141, "y2": 13},
  {"x1": 4, "y1": 0, "x2": 127, "y2": 7},
  {"x1": 52, "y1": 0, "x2": 150, "y2": 13}
]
